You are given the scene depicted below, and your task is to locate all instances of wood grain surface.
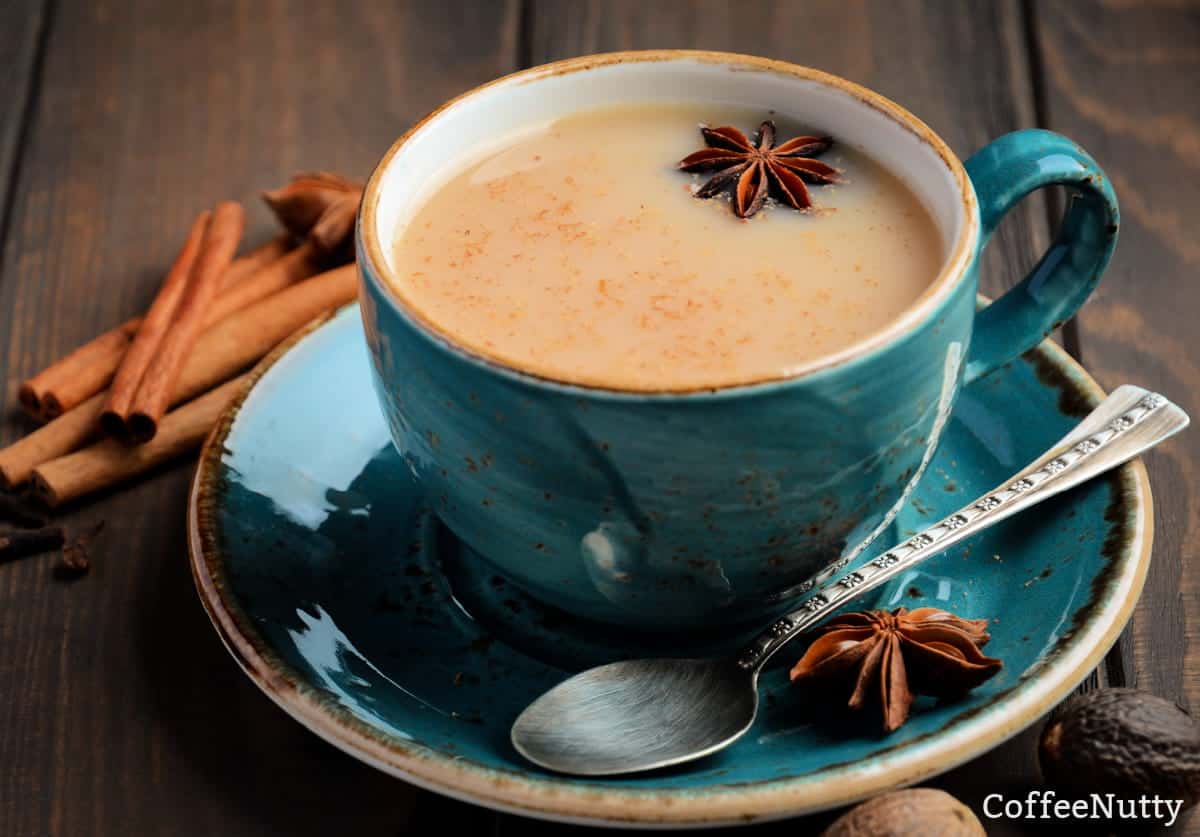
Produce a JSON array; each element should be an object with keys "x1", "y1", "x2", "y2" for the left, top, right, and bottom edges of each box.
[
  {"x1": 0, "y1": 1, "x2": 1193, "y2": 835},
  {"x1": 0, "y1": 1, "x2": 47, "y2": 235},
  {"x1": 1033, "y1": 0, "x2": 1200, "y2": 714}
]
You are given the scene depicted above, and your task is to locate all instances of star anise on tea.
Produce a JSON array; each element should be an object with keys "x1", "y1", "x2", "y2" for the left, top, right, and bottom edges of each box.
[
  {"x1": 789, "y1": 607, "x2": 1002, "y2": 732},
  {"x1": 678, "y1": 120, "x2": 839, "y2": 218}
]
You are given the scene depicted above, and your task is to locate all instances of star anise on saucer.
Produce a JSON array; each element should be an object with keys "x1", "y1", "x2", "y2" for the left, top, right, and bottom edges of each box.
[
  {"x1": 789, "y1": 607, "x2": 1002, "y2": 732},
  {"x1": 678, "y1": 120, "x2": 839, "y2": 218}
]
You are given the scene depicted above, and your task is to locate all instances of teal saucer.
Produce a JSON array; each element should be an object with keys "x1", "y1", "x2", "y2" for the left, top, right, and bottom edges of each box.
[{"x1": 189, "y1": 305, "x2": 1151, "y2": 828}]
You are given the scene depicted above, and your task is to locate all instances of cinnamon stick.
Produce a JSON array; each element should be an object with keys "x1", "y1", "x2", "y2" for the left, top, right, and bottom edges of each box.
[
  {"x1": 125, "y1": 201, "x2": 246, "y2": 442},
  {"x1": 0, "y1": 264, "x2": 356, "y2": 487},
  {"x1": 103, "y1": 234, "x2": 318, "y2": 438},
  {"x1": 20, "y1": 235, "x2": 288, "y2": 420},
  {"x1": 32, "y1": 376, "x2": 250, "y2": 507},
  {"x1": 201, "y1": 239, "x2": 323, "y2": 325},
  {"x1": 100, "y1": 210, "x2": 213, "y2": 437},
  {"x1": 19, "y1": 322, "x2": 136, "y2": 420},
  {"x1": 216, "y1": 235, "x2": 291, "y2": 289}
]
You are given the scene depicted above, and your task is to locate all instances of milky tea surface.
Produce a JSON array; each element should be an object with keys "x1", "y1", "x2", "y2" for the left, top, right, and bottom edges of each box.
[{"x1": 391, "y1": 104, "x2": 945, "y2": 390}]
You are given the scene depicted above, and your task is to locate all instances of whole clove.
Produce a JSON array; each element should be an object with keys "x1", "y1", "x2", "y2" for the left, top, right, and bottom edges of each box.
[
  {"x1": 0, "y1": 491, "x2": 49, "y2": 528},
  {"x1": 0, "y1": 526, "x2": 65, "y2": 564},
  {"x1": 58, "y1": 520, "x2": 105, "y2": 577}
]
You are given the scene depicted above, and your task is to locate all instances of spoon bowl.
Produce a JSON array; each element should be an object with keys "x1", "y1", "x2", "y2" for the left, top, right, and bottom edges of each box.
[{"x1": 512, "y1": 658, "x2": 758, "y2": 775}]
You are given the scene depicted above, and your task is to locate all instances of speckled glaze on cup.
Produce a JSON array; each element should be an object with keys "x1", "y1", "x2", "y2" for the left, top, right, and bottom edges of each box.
[{"x1": 357, "y1": 51, "x2": 1118, "y2": 630}]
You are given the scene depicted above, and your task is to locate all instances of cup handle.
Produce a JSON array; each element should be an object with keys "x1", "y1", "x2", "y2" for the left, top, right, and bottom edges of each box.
[{"x1": 962, "y1": 129, "x2": 1119, "y2": 384}]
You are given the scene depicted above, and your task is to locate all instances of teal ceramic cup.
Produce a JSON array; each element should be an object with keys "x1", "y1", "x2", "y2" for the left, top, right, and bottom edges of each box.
[{"x1": 357, "y1": 51, "x2": 1118, "y2": 631}]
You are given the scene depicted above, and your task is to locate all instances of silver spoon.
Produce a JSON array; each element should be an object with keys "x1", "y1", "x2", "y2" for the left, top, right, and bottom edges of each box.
[{"x1": 511, "y1": 386, "x2": 1189, "y2": 776}]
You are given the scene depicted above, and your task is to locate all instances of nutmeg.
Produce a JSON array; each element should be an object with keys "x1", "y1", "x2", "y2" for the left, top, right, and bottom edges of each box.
[
  {"x1": 821, "y1": 788, "x2": 985, "y2": 837},
  {"x1": 1039, "y1": 688, "x2": 1200, "y2": 810}
]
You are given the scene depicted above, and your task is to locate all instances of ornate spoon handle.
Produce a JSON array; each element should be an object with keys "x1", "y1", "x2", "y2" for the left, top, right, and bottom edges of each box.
[{"x1": 738, "y1": 386, "x2": 1189, "y2": 674}]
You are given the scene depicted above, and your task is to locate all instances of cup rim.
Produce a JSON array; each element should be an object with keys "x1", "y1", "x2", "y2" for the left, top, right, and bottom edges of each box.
[{"x1": 359, "y1": 49, "x2": 981, "y2": 398}]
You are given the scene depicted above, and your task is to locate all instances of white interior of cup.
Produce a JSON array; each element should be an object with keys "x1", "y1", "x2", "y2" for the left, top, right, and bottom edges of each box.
[{"x1": 372, "y1": 56, "x2": 968, "y2": 276}]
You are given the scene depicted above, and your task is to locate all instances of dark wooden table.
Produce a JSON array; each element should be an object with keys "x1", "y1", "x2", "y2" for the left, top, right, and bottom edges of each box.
[{"x1": 1, "y1": 2, "x2": 1196, "y2": 834}]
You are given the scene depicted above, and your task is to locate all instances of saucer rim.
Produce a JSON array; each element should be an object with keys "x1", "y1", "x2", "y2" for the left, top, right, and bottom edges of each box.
[{"x1": 188, "y1": 305, "x2": 1152, "y2": 828}]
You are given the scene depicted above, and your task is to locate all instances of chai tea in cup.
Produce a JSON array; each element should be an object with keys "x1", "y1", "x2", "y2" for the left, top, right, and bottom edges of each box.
[
  {"x1": 361, "y1": 53, "x2": 1117, "y2": 629},
  {"x1": 390, "y1": 103, "x2": 943, "y2": 391}
]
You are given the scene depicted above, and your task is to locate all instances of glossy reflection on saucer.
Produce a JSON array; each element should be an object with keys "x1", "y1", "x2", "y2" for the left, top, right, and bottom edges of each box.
[{"x1": 189, "y1": 305, "x2": 1151, "y2": 828}]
